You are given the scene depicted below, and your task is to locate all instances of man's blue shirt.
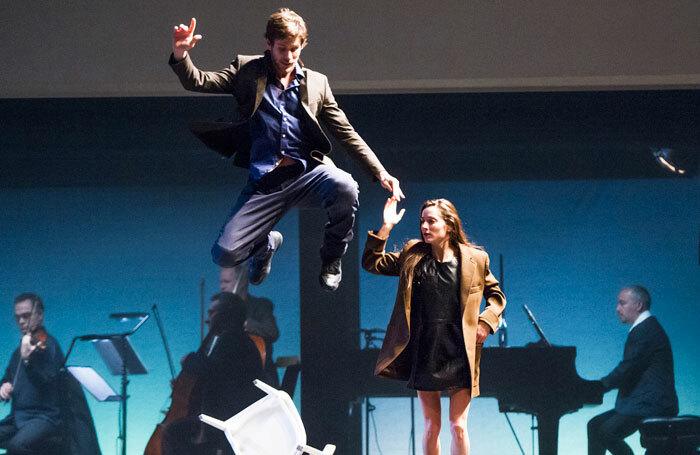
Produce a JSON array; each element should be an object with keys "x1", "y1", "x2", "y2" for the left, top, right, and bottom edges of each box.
[{"x1": 248, "y1": 62, "x2": 313, "y2": 180}]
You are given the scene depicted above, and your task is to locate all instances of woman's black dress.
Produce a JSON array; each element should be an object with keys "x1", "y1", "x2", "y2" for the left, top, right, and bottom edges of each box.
[{"x1": 406, "y1": 255, "x2": 470, "y2": 391}]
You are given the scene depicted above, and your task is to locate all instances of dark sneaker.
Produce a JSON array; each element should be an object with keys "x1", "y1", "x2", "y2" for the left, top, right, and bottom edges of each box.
[
  {"x1": 249, "y1": 231, "x2": 283, "y2": 285},
  {"x1": 319, "y1": 257, "x2": 342, "y2": 291}
]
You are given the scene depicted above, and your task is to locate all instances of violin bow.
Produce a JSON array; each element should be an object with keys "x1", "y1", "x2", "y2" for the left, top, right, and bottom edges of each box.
[{"x1": 152, "y1": 304, "x2": 176, "y2": 380}]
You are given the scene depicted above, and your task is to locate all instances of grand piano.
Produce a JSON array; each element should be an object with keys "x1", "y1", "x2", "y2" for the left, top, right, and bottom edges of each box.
[{"x1": 351, "y1": 345, "x2": 603, "y2": 455}]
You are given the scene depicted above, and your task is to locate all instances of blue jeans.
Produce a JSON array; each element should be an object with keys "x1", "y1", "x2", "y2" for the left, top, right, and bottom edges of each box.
[{"x1": 211, "y1": 163, "x2": 359, "y2": 267}]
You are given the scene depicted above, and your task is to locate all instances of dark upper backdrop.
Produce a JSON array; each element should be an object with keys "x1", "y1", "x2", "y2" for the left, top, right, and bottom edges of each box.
[
  {"x1": 1, "y1": 2, "x2": 699, "y2": 454},
  {"x1": 2, "y1": 0, "x2": 699, "y2": 97}
]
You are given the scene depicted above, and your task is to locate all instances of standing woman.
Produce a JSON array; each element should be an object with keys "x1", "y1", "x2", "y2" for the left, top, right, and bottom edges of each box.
[{"x1": 362, "y1": 198, "x2": 506, "y2": 455}]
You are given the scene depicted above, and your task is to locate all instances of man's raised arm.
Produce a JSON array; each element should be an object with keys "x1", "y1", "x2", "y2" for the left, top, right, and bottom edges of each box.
[{"x1": 172, "y1": 17, "x2": 202, "y2": 61}]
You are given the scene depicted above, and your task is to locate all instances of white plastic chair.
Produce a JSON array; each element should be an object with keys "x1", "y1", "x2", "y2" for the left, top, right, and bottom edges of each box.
[{"x1": 199, "y1": 379, "x2": 336, "y2": 455}]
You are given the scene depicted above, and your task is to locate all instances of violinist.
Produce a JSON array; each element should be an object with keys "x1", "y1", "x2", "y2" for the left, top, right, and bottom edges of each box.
[
  {"x1": 0, "y1": 293, "x2": 65, "y2": 455},
  {"x1": 161, "y1": 292, "x2": 264, "y2": 455}
]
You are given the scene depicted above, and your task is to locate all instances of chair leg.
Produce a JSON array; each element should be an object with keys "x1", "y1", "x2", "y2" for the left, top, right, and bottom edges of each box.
[
  {"x1": 298, "y1": 444, "x2": 321, "y2": 455},
  {"x1": 297, "y1": 443, "x2": 336, "y2": 455}
]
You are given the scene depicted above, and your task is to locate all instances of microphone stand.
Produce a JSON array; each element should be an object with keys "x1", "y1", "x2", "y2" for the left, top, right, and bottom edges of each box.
[{"x1": 496, "y1": 255, "x2": 525, "y2": 454}]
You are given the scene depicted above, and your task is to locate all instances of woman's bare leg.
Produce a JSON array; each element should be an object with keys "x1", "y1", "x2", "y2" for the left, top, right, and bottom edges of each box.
[
  {"x1": 417, "y1": 390, "x2": 442, "y2": 455},
  {"x1": 448, "y1": 388, "x2": 472, "y2": 455}
]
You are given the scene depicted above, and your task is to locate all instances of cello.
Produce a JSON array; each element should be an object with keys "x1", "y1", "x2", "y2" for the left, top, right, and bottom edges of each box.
[
  {"x1": 143, "y1": 304, "x2": 197, "y2": 455},
  {"x1": 143, "y1": 303, "x2": 266, "y2": 454}
]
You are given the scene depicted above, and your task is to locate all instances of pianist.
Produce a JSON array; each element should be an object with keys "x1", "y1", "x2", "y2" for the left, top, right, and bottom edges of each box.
[{"x1": 587, "y1": 285, "x2": 678, "y2": 455}]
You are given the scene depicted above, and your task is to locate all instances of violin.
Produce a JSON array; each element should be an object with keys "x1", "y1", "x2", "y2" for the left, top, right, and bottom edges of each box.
[
  {"x1": 4, "y1": 302, "x2": 48, "y2": 402},
  {"x1": 19, "y1": 301, "x2": 48, "y2": 361},
  {"x1": 20, "y1": 296, "x2": 48, "y2": 353},
  {"x1": 26, "y1": 326, "x2": 48, "y2": 352}
]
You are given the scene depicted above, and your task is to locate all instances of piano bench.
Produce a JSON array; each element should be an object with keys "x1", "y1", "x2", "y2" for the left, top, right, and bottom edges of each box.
[{"x1": 640, "y1": 415, "x2": 700, "y2": 455}]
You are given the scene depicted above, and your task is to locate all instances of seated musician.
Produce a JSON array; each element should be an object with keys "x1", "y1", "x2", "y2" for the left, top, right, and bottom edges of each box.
[
  {"x1": 588, "y1": 285, "x2": 678, "y2": 455},
  {"x1": 0, "y1": 293, "x2": 64, "y2": 455},
  {"x1": 161, "y1": 292, "x2": 264, "y2": 455},
  {"x1": 220, "y1": 264, "x2": 280, "y2": 387}
]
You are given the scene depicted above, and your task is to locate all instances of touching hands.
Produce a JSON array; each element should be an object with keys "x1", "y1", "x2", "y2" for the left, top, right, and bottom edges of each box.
[
  {"x1": 377, "y1": 170, "x2": 405, "y2": 201},
  {"x1": 173, "y1": 18, "x2": 203, "y2": 60},
  {"x1": 376, "y1": 197, "x2": 405, "y2": 238},
  {"x1": 382, "y1": 197, "x2": 405, "y2": 227}
]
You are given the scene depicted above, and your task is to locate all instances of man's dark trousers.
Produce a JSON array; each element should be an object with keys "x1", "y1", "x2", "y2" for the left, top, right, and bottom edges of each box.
[
  {"x1": 587, "y1": 410, "x2": 642, "y2": 455},
  {"x1": 211, "y1": 162, "x2": 359, "y2": 267},
  {"x1": 0, "y1": 415, "x2": 59, "y2": 455}
]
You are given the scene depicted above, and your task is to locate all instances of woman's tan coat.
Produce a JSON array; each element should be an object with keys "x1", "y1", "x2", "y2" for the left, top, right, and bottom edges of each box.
[{"x1": 362, "y1": 231, "x2": 506, "y2": 397}]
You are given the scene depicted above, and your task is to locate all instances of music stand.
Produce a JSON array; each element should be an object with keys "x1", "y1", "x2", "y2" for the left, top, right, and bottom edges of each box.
[
  {"x1": 92, "y1": 335, "x2": 147, "y2": 455},
  {"x1": 67, "y1": 313, "x2": 149, "y2": 455},
  {"x1": 93, "y1": 337, "x2": 147, "y2": 376},
  {"x1": 67, "y1": 366, "x2": 121, "y2": 402}
]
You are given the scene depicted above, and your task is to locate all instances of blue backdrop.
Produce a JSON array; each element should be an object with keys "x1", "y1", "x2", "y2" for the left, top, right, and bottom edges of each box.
[{"x1": 1, "y1": 175, "x2": 698, "y2": 454}]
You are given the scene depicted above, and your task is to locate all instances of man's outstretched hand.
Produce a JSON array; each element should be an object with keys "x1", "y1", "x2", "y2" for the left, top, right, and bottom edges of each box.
[
  {"x1": 173, "y1": 17, "x2": 202, "y2": 60},
  {"x1": 377, "y1": 170, "x2": 405, "y2": 201}
]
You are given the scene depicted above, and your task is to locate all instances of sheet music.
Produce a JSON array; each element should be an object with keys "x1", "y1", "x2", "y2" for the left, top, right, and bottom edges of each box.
[
  {"x1": 522, "y1": 304, "x2": 552, "y2": 347},
  {"x1": 67, "y1": 366, "x2": 120, "y2": 402}
]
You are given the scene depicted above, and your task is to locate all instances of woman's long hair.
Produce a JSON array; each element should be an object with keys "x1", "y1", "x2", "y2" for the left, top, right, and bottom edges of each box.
[{"x1": 399, "y1": 199, "x2": 477, "y2": 286}]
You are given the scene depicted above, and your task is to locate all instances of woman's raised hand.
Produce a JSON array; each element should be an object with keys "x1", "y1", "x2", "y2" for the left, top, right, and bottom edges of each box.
[
  {"x1": 377, "y1": 197, "x2": 405, "y2": 238},
  {"x1": 172, "y1": 18, "x2": 203, "y2": 60},
  {"x1": 383, "y1": 197, "x2": 405, "y2": 226}
]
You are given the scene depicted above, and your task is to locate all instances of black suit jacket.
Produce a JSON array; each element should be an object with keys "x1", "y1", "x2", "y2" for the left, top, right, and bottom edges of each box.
[{"x1": 601, "y1": 316, "x2": 678, "y2": 416}]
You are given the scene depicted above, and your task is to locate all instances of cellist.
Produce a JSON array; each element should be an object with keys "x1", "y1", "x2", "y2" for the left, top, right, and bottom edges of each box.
[
  {"x1": 160, "y1": 292, "x2": 264, "y2": 455},
  {"x1": 0, "y1": 293, "x2": 64, "y2": 454}
]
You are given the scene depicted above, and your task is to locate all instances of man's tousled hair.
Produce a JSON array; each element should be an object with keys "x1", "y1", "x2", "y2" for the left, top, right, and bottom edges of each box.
[{"x1": 265, "y1": 8, "x2": 308, "y2": 45}]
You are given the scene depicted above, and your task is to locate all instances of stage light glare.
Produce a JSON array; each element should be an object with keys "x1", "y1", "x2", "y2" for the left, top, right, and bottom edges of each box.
[{"x1": 652, "y1": 147, "x2": 688, "y2": 175}]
